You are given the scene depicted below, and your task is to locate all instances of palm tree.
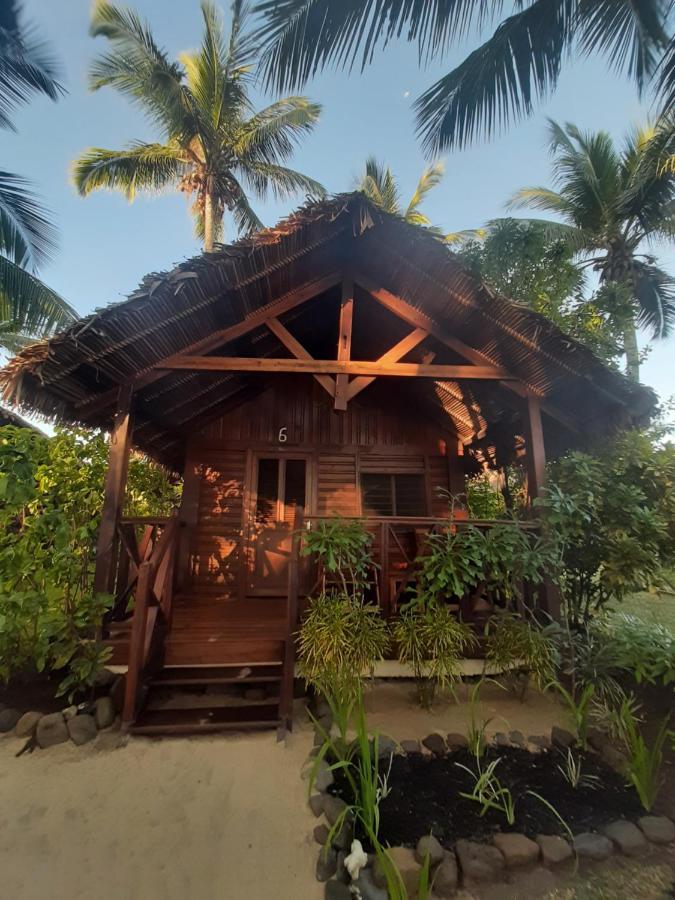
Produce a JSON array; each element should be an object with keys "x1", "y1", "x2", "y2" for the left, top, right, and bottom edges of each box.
[
  {"x1": 0, "y1": 2, "x2": 75, "y2": 350},
  {"x1": 73, "y1": 1, "x2": 325, "y2": 252},
  {"x1": 507, "y1": 120, "x2": 675, "y2": 382},
  {"x1": 253, "y1": 0, "x2": 670, "y2": 154},
  {"x1": 357, "y1": 157, "x2": 446, "y2": 228}
]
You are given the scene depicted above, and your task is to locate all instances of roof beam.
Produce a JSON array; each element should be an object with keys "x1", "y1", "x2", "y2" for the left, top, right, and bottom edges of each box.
[
  {"x1": 266, "y1": 317, "x2": 336, "y2": 399},
  {"x1": 154, "y1": 356, "x2": 516, "y2": 379},
  {"x1": 354, "y1": 272, "x2": 581, "y2": 434},
  {"x1": 74, "y1": 272, "x2": 342, "y2": 420},
  {"x1": 347, "y1": 327, "x2": 429, "y2": 401}
]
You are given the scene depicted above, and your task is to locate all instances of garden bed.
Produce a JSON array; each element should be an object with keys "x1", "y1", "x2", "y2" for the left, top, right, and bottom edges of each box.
[{"x1": 329, "y1": 744, "x2": 644, "y2": 850}]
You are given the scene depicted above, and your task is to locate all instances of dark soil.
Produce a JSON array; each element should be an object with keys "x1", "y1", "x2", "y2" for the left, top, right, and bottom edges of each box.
[
  {"x1": 330, "y1": 745, "x2": 644, "y2": 850},
  {"x1": 0, "y1": 674, "x2": 65, "y2": 715}
]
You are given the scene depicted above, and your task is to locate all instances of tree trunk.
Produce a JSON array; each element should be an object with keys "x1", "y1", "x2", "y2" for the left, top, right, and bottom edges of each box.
[
  {"x1": 623, "y1": 317, "x2": 640, "y2": 383},
  {"x1": 203, "y1": 190, "x2": 215, "y2": 253}
]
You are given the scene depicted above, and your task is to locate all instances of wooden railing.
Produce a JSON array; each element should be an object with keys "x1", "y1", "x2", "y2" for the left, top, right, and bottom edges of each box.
[
  {"x1": 104, "y1": 515, "x2": 171, "y2": 631},
  {"x1": 121, "y1": 510, "x2": 181, "y2": 728}
]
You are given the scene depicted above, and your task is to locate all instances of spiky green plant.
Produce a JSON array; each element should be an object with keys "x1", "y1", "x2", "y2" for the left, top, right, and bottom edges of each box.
[
  {"x1": 614, "y1": 697, "x2": 671, "y2": 812},
  {"x1": 546, "y1": 680, "x2": 595, "y2": 750},
  {"x1": 72, "y1": 0, "x2": 324, "y2": 250},
  {"x1": 394, "y1": 601, "x2": 476, "y2": 707},
  {"x1": 484, "y1": 611, "x2": 559, "y2": 699}
]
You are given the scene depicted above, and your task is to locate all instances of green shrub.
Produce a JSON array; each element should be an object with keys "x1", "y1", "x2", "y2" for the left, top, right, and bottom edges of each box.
[
  {"x1": 301, "y1": 516, "x2": 374, "y2": 594},
  {"x1": 0, "y1": 425, "x2": 179, "y2": 697},
  {"x1": 540, "y1": 429, "x2": 675, "y2": 627},
  {"x1": 414, "y1": 519, "x2": 557, "y2": 611}
]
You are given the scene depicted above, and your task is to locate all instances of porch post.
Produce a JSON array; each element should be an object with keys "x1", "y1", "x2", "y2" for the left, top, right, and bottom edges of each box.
[
  {"x1": 523, "y1": 394, "x2": 546, "y2": 502},
  {"x1": 523, "y1": 394, "x2": 561, "y2": 619},
  {"x1": 94, "y1": 383, "x2": 134, "y2": 595}
]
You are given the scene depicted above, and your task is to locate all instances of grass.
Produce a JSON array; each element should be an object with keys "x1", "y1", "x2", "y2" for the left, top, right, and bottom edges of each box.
[{"x1": 610, "y1": 577, "x2": 675, "y2": 635}]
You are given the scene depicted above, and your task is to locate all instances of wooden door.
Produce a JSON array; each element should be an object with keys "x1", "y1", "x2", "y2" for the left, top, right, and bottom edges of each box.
[{"x1": 248, "y1": 455, "x2": 308, "y2": 595}]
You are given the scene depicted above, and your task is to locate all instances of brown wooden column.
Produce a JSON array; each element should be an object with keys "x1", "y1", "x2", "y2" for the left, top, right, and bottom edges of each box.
[
  {"x1": 523, "y1": 394, "x2": 561, "y2": 619},
  {"x1": 94, "y1": 383, "x2": 134, "y2": 595},
  {"x1": 523, "y1": 394, "x2": 546, "y2": 502},
  {"x1": 334, "y1": 278, "x2": 354, "y2": 411}
]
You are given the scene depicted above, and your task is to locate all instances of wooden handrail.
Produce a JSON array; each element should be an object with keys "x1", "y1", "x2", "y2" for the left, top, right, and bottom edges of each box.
[{"x1": 121, "y1": 509, "x2": 181, "y2": 729}]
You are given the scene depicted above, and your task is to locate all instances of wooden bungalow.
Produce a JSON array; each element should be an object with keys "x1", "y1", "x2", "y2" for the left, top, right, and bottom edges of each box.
[{"x1": 0, "y1": 194, "x2": 655, "y2": 736}]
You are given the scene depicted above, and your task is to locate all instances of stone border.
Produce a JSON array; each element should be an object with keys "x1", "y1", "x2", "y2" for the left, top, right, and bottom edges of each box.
[
  {"x1": 305, "y1": 718, "x2": 675, "y2": 897},
  {"x1": 0, "y1": 670, "x2": 124, "y2": 750}
]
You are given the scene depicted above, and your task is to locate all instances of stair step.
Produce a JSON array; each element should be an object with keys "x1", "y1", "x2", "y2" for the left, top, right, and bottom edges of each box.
[
  {"x1": 151, "y1": 664, "x2": 282, "y2": 686},
  {"x1": 130, "y1": 704, "x2": 281, "y2": 735}
]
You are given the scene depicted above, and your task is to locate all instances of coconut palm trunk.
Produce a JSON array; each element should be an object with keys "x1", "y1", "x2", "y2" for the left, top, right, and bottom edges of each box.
[
  {"x1": 623, "y1": 318, "x2": 640, "y2": 382},
  {"x1": 203, "y1": 188, "x2": 215, "y2": 253}
]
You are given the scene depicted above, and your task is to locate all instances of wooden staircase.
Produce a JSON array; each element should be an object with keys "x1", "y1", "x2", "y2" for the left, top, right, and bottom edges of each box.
[
  {"x1": 130, "y1": 663, "x2": 284, "y2": 735},
  {"x1": 105, "y1": 508, "x2": 303, "y2": 738}
]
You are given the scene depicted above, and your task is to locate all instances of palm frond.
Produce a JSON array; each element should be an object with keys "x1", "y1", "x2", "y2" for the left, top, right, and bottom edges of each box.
[
  {"x1": 0, "y1": 0, "x2": 63, "y2": 131},
  {"x1": 72, "y1": 143, "x2": 188, "y2": 200},
  {"x1": 507, "y1": 186, "x2": 572, "y2": 216},
  {"x1": 238, "y1": 159, "x2": 325, "y2": 201},
  {"x1": 577, "y1": 0, "x2": 667, "y2": 91},
  {"x1": 254, "y1": 0, "x2": 500, "y2": 94},
  {"x1": 237, "y1": 96, "x2": 322, "y2": 163},
  {"x1": 415, "y1": 0, "x2": 575, "y2": 153},
  {"x1": 88, "y1": 0, "x2": 191, "y2": 139},
  {"x1": 218, "y1": 170, "x2": 264, "y2": 235},
  {"x1": 0, "y1": 170, "x2": 57, "y2": 270},
  {"x1": 405, "y1": 160, "x2": 445, "y2": 220},
  {"x1": 631, "y1": 261, "x2": 675, "y2": 338},
  {"x1": 0, "y1": 254, "x2": 76, "y2": 342},
  {"x1": 357, "y1": 157, "x2": 401, "y2": 214},
  {"x1": 654, "y1": 31, "x2": 675, "y2": 115}
]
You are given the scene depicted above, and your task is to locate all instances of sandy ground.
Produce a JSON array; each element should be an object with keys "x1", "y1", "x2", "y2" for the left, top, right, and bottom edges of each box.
[
  {"x1": 0, "y1": 715, "x2": 323, "y2": 900},
  {"x1": 0, "y1": 682, "x2": 569, "y2": 900}
]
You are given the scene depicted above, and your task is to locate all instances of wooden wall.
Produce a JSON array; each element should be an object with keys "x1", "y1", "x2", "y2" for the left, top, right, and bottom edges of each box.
[{"x1": 181, "y1": 378, "x2": 462, "y2": 594}]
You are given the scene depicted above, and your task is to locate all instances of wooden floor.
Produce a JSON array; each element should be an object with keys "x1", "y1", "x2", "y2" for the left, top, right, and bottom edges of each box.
[{"x1": 105, "y1": 593, "x2": 289, "y2": 667}]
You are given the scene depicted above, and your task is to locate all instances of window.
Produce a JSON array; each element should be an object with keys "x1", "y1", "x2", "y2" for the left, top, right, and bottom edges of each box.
[
  {"x1": 361, "y1": 473, "x2": 427, "y2": 517},
  {"x1": 255, "y1": 457, "x2": 307, "y2": 524}
]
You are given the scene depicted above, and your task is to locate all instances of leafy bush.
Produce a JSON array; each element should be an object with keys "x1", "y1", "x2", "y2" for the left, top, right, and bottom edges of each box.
[
  {"x1": 301, "y1": 516, "x2": 374, "y2": 594},
  {"x1": 540, "y1": 429, "x2": 675, "y2": 627},
  {"x1": 414, "y1": 520, "x2": 556, "y2": 609},
  {"x1": 0, "y1": 425, "x2": 180, "y2": 696},
  {"x1": 394, "y1": 601, "x2": 475, "y2": 707}
]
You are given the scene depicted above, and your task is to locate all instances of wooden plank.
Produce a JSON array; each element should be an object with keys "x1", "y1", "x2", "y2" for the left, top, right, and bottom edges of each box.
[
  {"x1": 266, "y1": 317, "x2": 336, "y2": 399},
  {"x1": 93, "y1": 384, "x2": 134, "y2": 595},
  {"x1": 524, "y1": 394, "x2": 546, "y2": 501},
  {"x1": 347, "y1": 327, "x2": 428, "y2": 400},
  {"x1": 75, "y1": 272, "x2": 342, "y2": 419},
  {"x1": 334, "y1": 278, "x2": 354, "y2": 411},
  {"x1": 155, "y1": 356, "x2": 515, "y2": 379}
]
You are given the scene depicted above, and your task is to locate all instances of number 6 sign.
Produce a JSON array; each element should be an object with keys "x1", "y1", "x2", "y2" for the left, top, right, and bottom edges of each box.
[{"x1": 278, "y1": 427, "x2": 288, "y2": 443}]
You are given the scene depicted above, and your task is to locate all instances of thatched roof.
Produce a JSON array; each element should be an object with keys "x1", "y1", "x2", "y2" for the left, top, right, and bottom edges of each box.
[
  {"x1": 0, "y1": 193, "x2": 655, "y2": 467},
  {"x1": 0, "y1": 404, "x2": 43, "y2": 433}
]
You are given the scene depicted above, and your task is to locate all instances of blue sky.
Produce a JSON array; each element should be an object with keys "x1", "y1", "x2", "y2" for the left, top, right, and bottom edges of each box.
[{"x1": 5, "y1": 0, "x2": 674, "y2": 408}]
